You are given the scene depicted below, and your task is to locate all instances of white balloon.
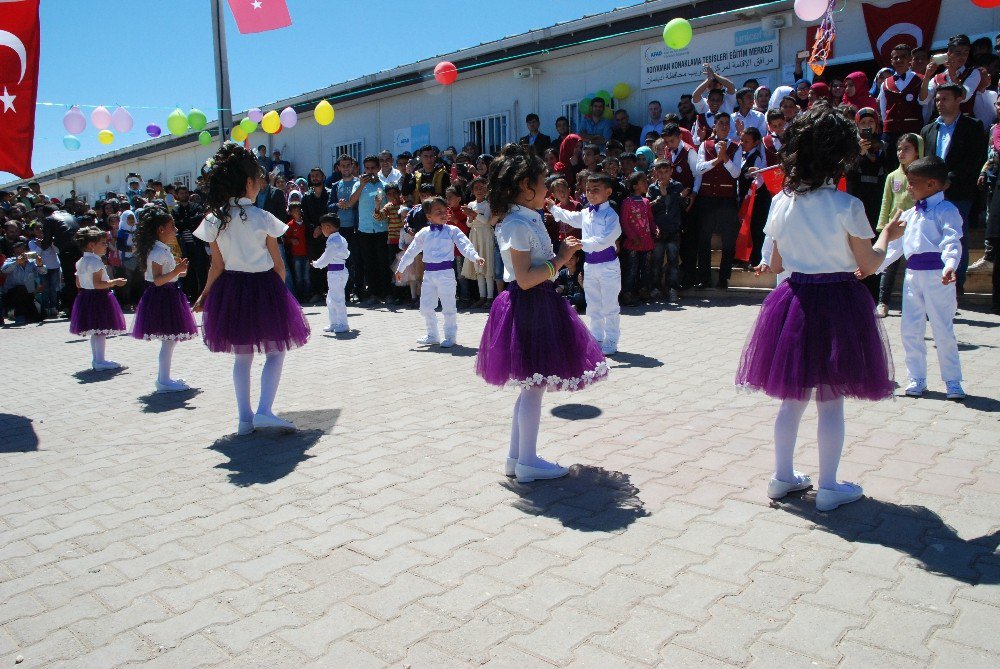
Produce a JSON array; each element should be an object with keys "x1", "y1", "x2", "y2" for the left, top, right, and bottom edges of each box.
[
  {"x1": 111, "y1": 107, "x2": 134, "y2": 133},
  {"x1": 794, "y1": 0, "x2": 829, "y2": 23}
]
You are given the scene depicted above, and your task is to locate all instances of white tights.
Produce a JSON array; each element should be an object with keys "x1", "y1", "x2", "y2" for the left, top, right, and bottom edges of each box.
[
  {"x1": 774, "y1": 389, "x2": 849, "y2": 490},
  {"x1": 90, "y1": 335, "x2": 106, "y2": 364},
  {"x1": 233, "y1": 351, "x2": 286, "y2": 423},
  {"x1": 477, "y1": 277, "x2": 495, "y2": 299},
  {"x1": 508, "y1": 386, "x2": 559, "y2": 468},
  {"x1": 158, "y1": 341, "x2": 177, "y2": 384}
]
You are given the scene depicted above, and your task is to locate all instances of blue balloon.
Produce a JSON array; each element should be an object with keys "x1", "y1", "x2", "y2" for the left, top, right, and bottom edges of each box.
[{"x1": 63, "y1": 135, "x2": 81, "y2": 151}]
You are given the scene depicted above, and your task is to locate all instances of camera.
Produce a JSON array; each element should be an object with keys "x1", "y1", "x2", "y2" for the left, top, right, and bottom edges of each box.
[{"x1": 860, "y1": 128, "x2": 875, "y2": 140}]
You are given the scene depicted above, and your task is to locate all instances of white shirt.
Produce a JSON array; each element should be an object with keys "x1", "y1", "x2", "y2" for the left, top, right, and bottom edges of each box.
[
  {"x1": 671, "y1": 144, "x2": 703, "y2": 193},
  {"x1": 764, "y1": 185, "x2": 875, "y2": 274},
  {"x1": 921, "y1": 65, "x2": 981, "y2": 107},
  {"x1": 694, "y1": 92, "x2": 736, "y2": 116},
  {"x1": 144, "y1": 240, "x2": 177, "y2": 282},
  {"x1": 467, "y1": 200, "x2": 491, "y2": 228},
  {"x1": 731, "y1": 108, "x2": 767, "y2": 139},
  {"x1": 882, "y1": 191, "x2": 963, "y2": 272},
  {"x1": 312, "y1": 232, "x2": 351, "y2": 269},
  {"x1": 496, "y1": 205, "x2": 556, "y2": 283},
  {"x1": 28, "y1": 239, "x2": 60, "y2": 270},
  {"x1": 378, "y1": 167, "x2": 403, "y2": 186},
  {"x1": 733, "y1": 144, "x2": 768, "y2": 189},
  {"x1": 696, "y1": 141, "x2": 741, "y2": 178},
  {"x1": 974, "y1": 89, "x2": 998, "y2": 128},
  {"x1": 396, "y1": 224, "x2": 480, "y2": 274},
  {"x1": 549, "y1": 201, "x2": 621, "y2": 254},
  {"x1": 76, "y1": 251, "x2": 110, "y2": 290},
  {"x1": 193, "y1": 197, "x2": 287, "y2": 273}
]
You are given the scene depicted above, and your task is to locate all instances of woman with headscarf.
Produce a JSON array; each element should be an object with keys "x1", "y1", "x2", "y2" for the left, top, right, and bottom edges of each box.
[
  {"x1": 845, "y1": 107, "x2": 887, "y2": 299},
  {"x1": 753, "y1": 86, "x2": 771, "y2": 114},
  {"x1": 794, "y1": 79, "x2": 811, "y2": 110},
  {"x1": 553, "y1": 133, "x2": 582, "y2": 183},
  {"x1": 768, "y1": 85, "x2": 794, "y2": 110},
  {"x1": 842, "y1": 71, "x2": 879, "y2": 110},
  {"x1": 808, "y1": 82, "x2": 832, "y2": 108}
]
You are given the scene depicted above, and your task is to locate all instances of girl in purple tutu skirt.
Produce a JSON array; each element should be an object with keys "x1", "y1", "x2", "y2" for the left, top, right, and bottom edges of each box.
[
  {"x1": 736, "y1": 107, "x2": 905, "y2": 512},
  {"x1": 131, "y1": 204, "x2": 198, "y2": 393},
  {"x1": 476, "y1": 144, "x2": 609, "y2": 483},
  {"x1": 193, "y1": 143, "x2": 310, "y2": 435},
  {"x1": 70, "y1": 226, "x2": 128, "y2": 370}
]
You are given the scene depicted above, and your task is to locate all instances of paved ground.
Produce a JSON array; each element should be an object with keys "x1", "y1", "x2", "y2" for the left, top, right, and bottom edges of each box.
[{"x1": 2, "y1": 292, "x2": 999, "y2": 668}]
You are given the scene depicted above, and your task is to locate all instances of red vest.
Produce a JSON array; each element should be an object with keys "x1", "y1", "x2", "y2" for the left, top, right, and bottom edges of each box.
[
  {"x1": 883, "y1": 73, "x2": 924, "y2": 133},
  {"x1": 670, "y1": 144, "x2": 695, "y2": 190},
  {"x1": 934, "y1": 68, "x2": 976, "y2": 116},
  {"x1": 762, "y1": 134, "x2": 781, "y2": 167},
  {"x1": 699, "y1": 140, "x2": 738, "y2": 198}
]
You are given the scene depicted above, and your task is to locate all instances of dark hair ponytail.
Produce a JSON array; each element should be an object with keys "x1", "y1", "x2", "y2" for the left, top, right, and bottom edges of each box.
[
  {"x1": 203, "y1": 141, "x2": 264, "y2": 232},
  {"x1": 134, "y1": 204, "x2": 173, "y2": 273},
  {"x1": 487, "y1": 143, "x2": 546, "y2": 218},
  {"x1": 781, "y1": 107, "x2": 860, "y2": 194}
]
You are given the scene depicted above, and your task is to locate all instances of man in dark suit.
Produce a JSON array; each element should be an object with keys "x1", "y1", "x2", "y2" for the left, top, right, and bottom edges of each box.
[
  {"x1": 921, "y1": 83, "x2": 987, "y2": 292},
  {"x1": 256, "y1": 178, "x2": 293, "y2": 291},
  {"x1": 519, "y1": 113, "x2": 552, "y2": 156}
]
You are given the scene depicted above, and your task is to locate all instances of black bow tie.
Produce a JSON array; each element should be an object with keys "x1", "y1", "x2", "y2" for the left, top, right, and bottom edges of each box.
[
  {"x1": 430, "y1": 224, "x2": 443, "y2": 231},
  {"x1": 705, "y1": 112, "x2": 714, "y2": 118},
  {"x1": 893, "y1": 73, "x2": 904, "y2": 81}
]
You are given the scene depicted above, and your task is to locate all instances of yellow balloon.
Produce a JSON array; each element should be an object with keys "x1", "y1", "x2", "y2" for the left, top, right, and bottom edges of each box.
[
  {"x1": 98, "y1": 129, "x2": 114, "y2": 145},
  {"x1": 612, "y1": 82, "x2": 631, "y2": 100},
  {"x1": 314, "y1": 100, "x2": 335, "y2": 126},
  {"x1": 231, "y1": 125, "x2": 248, "y2": 142},
  {"x1": 261, "y1": 110, "x2": 281, "y2": 134}
]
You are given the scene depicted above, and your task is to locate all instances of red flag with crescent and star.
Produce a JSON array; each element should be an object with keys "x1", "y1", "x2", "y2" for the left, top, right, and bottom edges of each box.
[
  {"x1": 0, "y1": 0, "x2": 40, "y2": 179},
  {"x1": 227, "y1": 0, "x2": 292, "y2": 34},
  {"x1": 862, "y1": 0, "x2": 942, "y2": 66}
]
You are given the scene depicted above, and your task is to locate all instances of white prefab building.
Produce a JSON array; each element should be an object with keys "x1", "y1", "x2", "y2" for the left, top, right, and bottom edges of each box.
[{"x1": 8, "y1": 0, "x2": 1000, "y2": 200}]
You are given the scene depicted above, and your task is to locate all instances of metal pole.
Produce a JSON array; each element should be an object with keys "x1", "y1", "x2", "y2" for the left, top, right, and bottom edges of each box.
[{"x1": 210, "y1": 0, "x2": 233, "y2": 147}]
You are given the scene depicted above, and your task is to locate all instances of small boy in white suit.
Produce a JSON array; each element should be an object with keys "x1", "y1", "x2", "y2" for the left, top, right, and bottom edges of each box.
[
  {"x1": 879, "y1": 156, "x2": 965, "y2": 400},
  {"x1": 312, "y1": 214, "x2": 351, "y2": 333},
  {"x1": 547, "y1": 173, "x2": 622, "y2": 355},
  {"x1": 395, "y1": 196, "x2": 484, "y2": 347}
]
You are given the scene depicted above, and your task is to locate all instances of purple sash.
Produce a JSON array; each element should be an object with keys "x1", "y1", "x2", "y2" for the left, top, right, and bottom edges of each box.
[
  {"x1": 425, "y1": 260, "x2": 454, "y2": 271},
  {"x1": 907, "y1": 252, "x2": 945, "y2": 271},
  {"x1": 326, "y1": 263, "x2": 345, "y2": 271},
  {"x1": 585, "y1": 247, "x2": 617, "y2": 264}
]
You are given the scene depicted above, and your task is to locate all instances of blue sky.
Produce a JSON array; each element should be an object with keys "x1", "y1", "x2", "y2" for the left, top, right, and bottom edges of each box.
[{"x1": 3, "y1": 0, "x2": 641, "y2": 182}]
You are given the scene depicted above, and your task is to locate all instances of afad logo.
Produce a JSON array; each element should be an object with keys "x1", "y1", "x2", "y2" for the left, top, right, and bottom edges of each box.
[
  {"x1": 644, "y1": 45, "x2": 665, "y2": 60},
  {"x1": 734, "y1": 27, "x2": 776, "y2": 46}
]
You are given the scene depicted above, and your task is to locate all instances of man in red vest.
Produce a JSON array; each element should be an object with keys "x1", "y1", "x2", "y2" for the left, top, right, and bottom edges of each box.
[
  {"x1": 694, "y1": 113, "x2": 740, "y2": 290},
  {"x1": 880, "y1": 44, "x2": 925, "y2": 171}
]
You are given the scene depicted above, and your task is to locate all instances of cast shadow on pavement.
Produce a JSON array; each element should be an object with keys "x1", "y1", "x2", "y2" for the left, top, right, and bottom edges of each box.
[
  {"x1": 913, "y1": 390, "x2": 1000, "y2": 413},
  {"x1": 137, "y1": 388, "x2": 203, "y2": 413},
  {"x1": 550, "y1": 403, "x2": 603, "y2": 420},
  {"x1": 411, "y1": 343, "x2": 478, "y2": 357},
  {"x1": 72, "y1": 367, "x2": 128, "y2": 384},
  {"x1": 502, "y1": 464, "x2": 649, "y2": 532},
  {"x1": 609, "y1": 351, "x2": 664, "y2": 369},
  {"x1": 208, "y1": 409, "x2": 340, "y2": 487},
  {"x1": 0, "y1": 414, "x2": 39, "y2": 452},
  {"x1": 775, "y1": 495, "x2": 1000, "y2": 584}
]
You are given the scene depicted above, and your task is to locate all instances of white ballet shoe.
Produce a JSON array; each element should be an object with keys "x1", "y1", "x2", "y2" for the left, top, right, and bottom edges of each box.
[
  {"x1": 514, "y1": 462, "x2": 570, "y2": 483},
  {"x1": 92, "y1": 360, "x2": 121, "y2": 371},
  {"x1": 504, "y1": 457, "x2": 516, "y2": 477},
  {"x1": 440, "y1": 338, "x2": 455, "y2": 348},
  {"x1": 815, "y1": 482, "x2": 864, "y2": 512},
  {"x1": 155, "y1": 379, "x2": 189, "y2": 393},
  {"x1": 237, "y1": 421, "x2": 255, "y2": 436},
  {"x1": 767, "y1": 472, "x2": 812, "y2": 500},
  {"x1": 252, "y1": 413, "x2": 296, "y2": 431},
  {"x1": 416, "y1": 335, "x2": 440, "y2": 346}
]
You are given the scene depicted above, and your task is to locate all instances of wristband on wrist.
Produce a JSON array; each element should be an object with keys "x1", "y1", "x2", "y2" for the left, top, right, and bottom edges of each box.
[{"x1": 544, "y1": 260, "x2": 556, "y2": 280}]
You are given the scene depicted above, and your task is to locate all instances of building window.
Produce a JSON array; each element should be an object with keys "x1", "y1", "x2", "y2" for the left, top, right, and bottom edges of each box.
[
  {"x1": 464, "y1": 113, "x2": 509, "y2": 156},
  {"x1": 333, "y1": 140, "x2": 365, "y2": 164},
  {"x1": 561, "y1": 101, "x2": 579, "y2": 134},
  {"x1": 172, "y1": 173, "x2": 191, "y2": 189}
]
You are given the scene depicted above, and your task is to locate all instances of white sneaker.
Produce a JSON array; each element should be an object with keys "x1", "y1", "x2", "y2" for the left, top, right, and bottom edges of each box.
[
  {"x1": 904, "y1": 378, "x2": 927, "y2": 397},
  {"x1": 875, "y1": 303, "x2": 888, "y2": 318},
  {"x1": 323, "y1": 326, "x2": 336, "y2": 332},
  {"x1": 967, "y1": 257, "x2": 993, "y2": 273},
  {"x1": 252, "y1": 413, "x2": 296, "y2": 431},
  {"x1": 92, "y1": 360, "x2": 122, "y2": 371},
  {"x1": 816, "y1": 482, "x2": 864, "y2": 512},
  {"x1": 440, "y1": 338, "x2": 455, "y2": 348},
  {"x1": 416, "y1": 335, "x2": 440, "y2": 346},
  {"x1": 155, "y1": 379, "x2": 189, "y2": 393},
  {"x1": 514, "y1": 462, "x2": 570, "y2": 483},
  {"x1": 504, "y1": 457, "x2": 516, "y2": 477},
  {"x1": 945, "y1": 380, "x2": 966, "y2": 401},
  {"x1": 601, "y1": 340, "x2": 618, "y2": 356},
  {"x1": 237, "y1": 420, "x2": 255, "y2": 436},
  {"x1": 767, "y1": 472, "x2": 812, "y2": 500}
]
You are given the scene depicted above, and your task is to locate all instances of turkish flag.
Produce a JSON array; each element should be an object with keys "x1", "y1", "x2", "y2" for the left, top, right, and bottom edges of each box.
[
  {"x1": 735, "y1": 183, "x2": 756, "y2": 264},
  {"x1": 862, "y1": 0, "x2": 942, "y2": 66},
  {"x1": 0, "y1": 0, "x2": 40, "y2": 179},
  {"x1": 227, "y1": 0, "x2": 292, "y2": 34}
]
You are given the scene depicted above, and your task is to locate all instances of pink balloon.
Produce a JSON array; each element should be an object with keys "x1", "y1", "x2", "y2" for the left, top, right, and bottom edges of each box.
[
  {"x1": 248, "y1": 108, "x2": 264, "y2": 123},
  {"x1": 794, "y1": 0, "x2": 828, "y2": 22},
  {"x1": 111, "y1": 107, "x2": 133, "y2": 133},
  {"x1": 91, "y1": 106, "x2": 112, "y2": 130},
  {"x1": 63, "y1": 106, "x2": 86, "y2": 134},
  {"x1": 279, "y1": 106, "x2": 297, "y2": 128}
]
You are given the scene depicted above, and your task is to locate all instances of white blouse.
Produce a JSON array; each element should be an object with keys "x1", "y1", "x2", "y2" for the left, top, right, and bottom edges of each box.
[
  {"x1": 497, "y1": 204, "x2": 555, "y2": 283},
  {"x1": 75, "y1": 252, "x2": 109, "y2": 290},
  {"x1": 194, "y1": 197, "x2": 287, "y2": 273},
  {"x1": 764, "y1": 185, "x2": 875, "y2": 275},
  {"x1": 144, "y1": 240, "x2": 177, "y2": 282}
]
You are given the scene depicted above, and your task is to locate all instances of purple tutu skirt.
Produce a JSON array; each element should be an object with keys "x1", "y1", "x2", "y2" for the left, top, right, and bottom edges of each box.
[
  {"x1": 735, "y1": 272, "x2": 894, "y2": 402},
  {"x1": 476, "y1": 281, "x2": 608, "y2": 391},
  {"x1": 69, "y1": 289, "x2": 127, "y2": 337},
  {"x1": 201, "y1": 270, "x2": 310, "y2": 354},
  {"x1": 131, "y1": 282, "x2": 198, "y2": 341}
]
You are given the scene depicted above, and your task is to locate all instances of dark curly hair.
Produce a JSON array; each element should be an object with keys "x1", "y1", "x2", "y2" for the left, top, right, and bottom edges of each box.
[
  {"x1": 780, "y1": 106, "x2": 860, "y2": 194},
  {"x1": 203, "y1": 141, "x2": 264, "y2": 232},
  {"x1": 75, "y1": 225, "x2": 107, "y2": 251},
  {"x1": 134, "y1": 204, "x2": 173, "y2": 274},
  {"x1": 487, "y1": 143, "x2": 546, "y2": 218}
]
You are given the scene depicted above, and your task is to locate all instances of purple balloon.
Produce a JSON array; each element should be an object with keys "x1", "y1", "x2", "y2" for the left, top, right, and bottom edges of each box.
[
  {"x1": 279, "y1": 106, "x2": 298, "y2": 128},
  {"x1": 248, "y1": 107, "x2": 263, "y2": 123},
  {"x1": 146, "y1": 123, "x2": 162, "y2": 138},
  {"x1": 63, "y1": 106, "x2": 86, "y2": 135}
]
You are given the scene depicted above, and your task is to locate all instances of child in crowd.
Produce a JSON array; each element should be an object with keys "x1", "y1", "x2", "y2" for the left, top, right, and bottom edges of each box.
[
  {"x1": 876, "y1": 134, "x2": 923, "y2": 318},
  {"x1": 131, "y1": 204, "x2": 197, "y2": 392},
  {"x1": 879, "y1": 156, "x2": 965, "y2": 400},
  {"x1": 549, "y1": 177, "x2": 581, "y2": 242},
  {"x1": 619, "y1": 171, "x2": 656, "y2": 304},
  {"x1": 393, "y1": 224, "x2": 419, "y2": 306},
  {"x1": 395, "y1": 196, "x2": 484, "y2": 347},
  {"x1": 648, "y1": 158, "x2": 686, "y2": 301},
  {"x1": 555, "y1": 250, "x2": 586, "y2": 313},
  {"x1": 311, "y1": 214, "x2": 351, "y2": 333},
  {"x1": 70, "y1": 226, "x2": 128, "y2": 370},
  {"x1": 284, "y1": 202, "x2": 310, "y2": 301},
  {"x1": 762, "y1": 109, "x2": 785, "y2": 164},
  {"x1": 548, "y1": 173, "x2": 622, "y2": 355},
  {"x1": 193, "y1": 143, "x2": 310, "y2": 435},
  {"x1": 373, "y1": 184, "x2": 409, "y2": 302},
  {"x1": 460, "y1": 178, "x2": 496, "y2": 307},
  {"x1": 445, "y1": 186, "x2": 474, "y2": 306},
  {"x1": 736, "y1": 107, "x2": 901, "y2": 512},
  {"x1": 476, "y1": 143, "x2": 607, "y2": 483}
]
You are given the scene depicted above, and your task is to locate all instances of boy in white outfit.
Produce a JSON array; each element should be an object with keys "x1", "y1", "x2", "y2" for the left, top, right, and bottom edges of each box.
[
  {"x1": 312, "y1": 214, "x2": 351, "y2": 333},
  {"x1": 395, "y1": 196, "x2": 484, "y2": 347},
  {"x1": 548, "y1": 173, "x2": 622, "y2": 355}
]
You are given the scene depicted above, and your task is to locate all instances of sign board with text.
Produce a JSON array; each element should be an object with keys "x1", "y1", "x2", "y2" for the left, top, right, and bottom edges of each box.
[
  {"x1": 640, "y1": 25, "x2": 780, "y2": 90},
  {"x1": 393, "y1": 124, "x2": 430, "y2": 156}
]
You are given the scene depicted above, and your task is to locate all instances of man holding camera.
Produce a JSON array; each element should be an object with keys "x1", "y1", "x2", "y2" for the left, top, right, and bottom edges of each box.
[{"x1": 2, "y1": 241, "x2": 46, "y2": 324}]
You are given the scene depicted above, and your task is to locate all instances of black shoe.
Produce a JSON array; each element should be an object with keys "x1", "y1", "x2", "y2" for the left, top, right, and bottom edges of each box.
[{"x1": 716, "y1": 279, "x2": 728, "y2": 290}]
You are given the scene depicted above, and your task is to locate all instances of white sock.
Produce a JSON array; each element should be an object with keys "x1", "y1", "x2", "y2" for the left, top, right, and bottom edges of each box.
[
  {"x1": 90, "y1": 335, "x2": 106, "y2": 364},
  {"x1": 158, "y1": 340, "x2": 177, "y2": 384},
  {"x1": 816, "y1": 396, "x2": 848, "y2": 490},
  {"x1": 233, "y1": 353, "x2": 254, "y2": 423},
  {"x1": 774, "y1": 397, "x2": 809, "y2": 482},
  {"x1": 256, "y1": 350, "x2": 286, "y2": 417},
  {"x1": 508, "y1": 392, "x2": 523, "y2": 459},
  {"x1": 516, "y1": 386, "x2": 551, "y2": 468}
]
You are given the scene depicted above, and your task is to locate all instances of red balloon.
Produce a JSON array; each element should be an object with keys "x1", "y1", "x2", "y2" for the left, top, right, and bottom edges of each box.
[
  {"x1": 434, "y1": 61, "x2": 458, "y2": 85},
  {"x1": 972, "y1": 0, "x2": 1000, "y2": 6}
]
